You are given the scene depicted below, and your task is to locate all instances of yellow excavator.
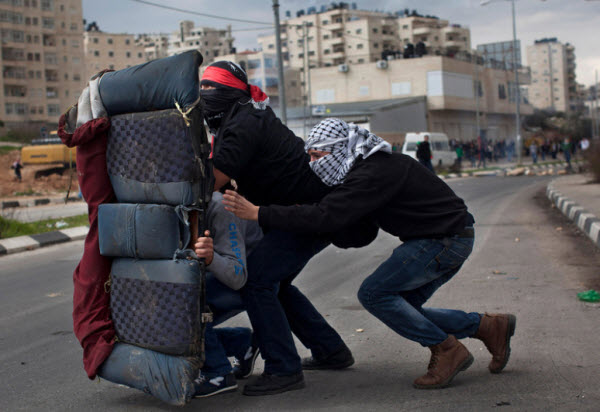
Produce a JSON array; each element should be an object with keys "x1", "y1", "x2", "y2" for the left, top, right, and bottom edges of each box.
[{"x1": 20, "y1": 131, "x2": 77, "y2": 178}]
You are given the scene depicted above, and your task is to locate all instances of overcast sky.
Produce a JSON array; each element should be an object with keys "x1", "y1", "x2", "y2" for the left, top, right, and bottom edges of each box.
[{"x1": 82, "y1": 0, "x2": 600, "y2": 86}]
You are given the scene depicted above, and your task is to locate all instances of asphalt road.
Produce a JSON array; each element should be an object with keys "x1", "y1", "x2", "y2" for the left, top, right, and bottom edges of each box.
[{"x1": 1, "y1": 176, "x2": 599, "y2": 411}]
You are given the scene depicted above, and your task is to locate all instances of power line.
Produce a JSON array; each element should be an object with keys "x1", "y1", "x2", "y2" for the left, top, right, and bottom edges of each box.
[{"x1": 129, "y1": 0, "x2": 273, "y2": 26}]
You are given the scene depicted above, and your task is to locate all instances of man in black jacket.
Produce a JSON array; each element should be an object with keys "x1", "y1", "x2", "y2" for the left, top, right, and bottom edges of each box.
[
  {"x1": 200, "y1": 62, "x2": 354, "y2": 396},
  {"x1": 223, "y1": 118, "x2": 517, "y2": 390},
  {"x1": 416, "y1": 135, "x2": 434, "y2": 172}
]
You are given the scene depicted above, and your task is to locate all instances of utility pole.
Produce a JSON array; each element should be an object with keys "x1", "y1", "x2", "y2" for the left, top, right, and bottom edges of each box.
[
  {"x1": 474, "y1": 55, "x2": 481, "y2": 145},
  {"x1": 272, "y1": 0, "x2": 287, "y2": 124},
  {"x1": 511, "y1": 0, "x2": 522, "y2": 165},
  {"x1": 592, "y1": 70, "x2": 600, "y2": 138},
  {"x1": 301, "y1": 22, "x2": 307, "y2": 138}
]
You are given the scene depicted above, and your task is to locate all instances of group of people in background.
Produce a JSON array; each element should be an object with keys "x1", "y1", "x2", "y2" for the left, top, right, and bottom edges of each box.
[{"x1": 391, "y1": 135, "x2": 592, "y2": 171}]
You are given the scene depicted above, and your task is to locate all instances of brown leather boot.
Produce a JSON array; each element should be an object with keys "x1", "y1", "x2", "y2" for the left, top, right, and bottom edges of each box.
[
  {"x1": 413, "y1": 335, "x2": 474, "y2": 389},
  {"x1": 473, "y1": 313, "x2": 517, "y2": 373}
]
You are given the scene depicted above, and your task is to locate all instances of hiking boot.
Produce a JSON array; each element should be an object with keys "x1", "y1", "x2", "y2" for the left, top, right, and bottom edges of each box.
[
  {"x1": 473, "y1": 313, "x2": 517, "y2": 373},
  {"x1": 302, "y1": 345, "x2": 355, "y2": 370},
  {"x1": 194, "y1": 373, "x2": 238, "y2": 398},
  {"x1": 242, "y1": 372, "x2": 305, "y2": 396},
  {"x1": 413, "y1": 335, "x2": 474, "y2": 389},
  {"x1": 233, "y1": 339, "x2": 260, "y2": 379}
]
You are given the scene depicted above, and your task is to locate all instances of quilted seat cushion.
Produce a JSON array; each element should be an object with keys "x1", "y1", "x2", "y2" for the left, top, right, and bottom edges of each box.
[
  {"x1": 110, "y1": 258, "x2": 202, "y2": 356},
  {"x1": 107, "y1": 108, "x2": 204, "y2": 205}
]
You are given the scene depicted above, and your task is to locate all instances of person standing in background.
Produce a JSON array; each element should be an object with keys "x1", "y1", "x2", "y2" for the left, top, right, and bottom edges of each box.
[{"x1": 416, "y1": 135, "x2": 434, "y2": 173}]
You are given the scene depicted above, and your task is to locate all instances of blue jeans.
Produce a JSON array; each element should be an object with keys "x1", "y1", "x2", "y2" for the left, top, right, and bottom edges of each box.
[
  {"x1": 357, "y1": 233, "x2": 480, "y2": 347},
  {"x1": 243, "y1": 230, "x2": 346, "y2": 375},
  {"x1": 419, "y1": 159, "x2": 434, "y2": 173},
  {"x1": 202, "y1": 273, "x2": 252, "y2": 378}
]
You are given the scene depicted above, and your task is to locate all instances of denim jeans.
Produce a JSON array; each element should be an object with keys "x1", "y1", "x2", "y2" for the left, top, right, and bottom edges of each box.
[
  {"x1": 357, "y1": 232, "x2": 481, "y2": 347},
  {"x1": 243, "y1": 230, "x2": 346, "y2": 375},
  {"x1": 202, "y1": 272, "x2": 251, "y2": 378},
  {"x1": 419, "y1": 159, "x2": 435, "y2": 173}
]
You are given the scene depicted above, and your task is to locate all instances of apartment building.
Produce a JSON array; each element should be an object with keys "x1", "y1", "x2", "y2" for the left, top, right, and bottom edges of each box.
[
  {"x1": 397, "y1": 15, "x2": 471, "y2": 56},
  {"x1": 305, "y1": 55, "x2": 533, "y2": 143},
  {"x1": 0, "y1": 0, "x2": 85, "y2": 126},
  {"x1": 258, "y1": 7, "x2": 471, "y2": 70},
  {"x1": 83, "y1": 26, "x2": 146, "y2": 82},
  {"x1": 136, "y1": 33, "x2": 168, "y2": 61},
  {"x1": 168, "y1": 20, "x2": 234, "y2": 62},
  {"x1": 477, "y1": 40, "x2": 521, "y2": 71},
  {"x1": 258, "y1": 6, "x2": 401, "y2": 69},
  {"x1": 526, "y1": 38, "x2": 577, "y2": 113}
]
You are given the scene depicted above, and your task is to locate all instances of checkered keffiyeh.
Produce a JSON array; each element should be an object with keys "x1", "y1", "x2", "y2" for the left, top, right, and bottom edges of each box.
[{"x1": 306, "y1": 118, "x2": 392, "y2": 186}]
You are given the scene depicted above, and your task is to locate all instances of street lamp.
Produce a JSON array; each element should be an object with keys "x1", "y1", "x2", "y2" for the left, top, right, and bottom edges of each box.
[{"x1": 481, "y1": 0, "x2": 522, "y2": 165}]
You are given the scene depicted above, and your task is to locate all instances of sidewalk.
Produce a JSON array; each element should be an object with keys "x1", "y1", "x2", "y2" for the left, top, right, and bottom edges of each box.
[
  {"x1": 546, "y1": 173, "x2": 600, "y2": 248},
  {"x1": 1, "y1": 194, "x2": 80, "y2": 209}
]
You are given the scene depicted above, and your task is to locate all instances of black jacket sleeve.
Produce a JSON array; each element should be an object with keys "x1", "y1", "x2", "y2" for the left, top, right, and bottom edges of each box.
[{"x1": 258, "y1": 154, "x2": 402, "y2": 235}]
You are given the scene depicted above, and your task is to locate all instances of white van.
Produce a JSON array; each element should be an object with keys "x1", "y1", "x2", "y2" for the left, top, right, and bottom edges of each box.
[{"x1": 401, "y1": 132, "x2": 457, "y2": 167}]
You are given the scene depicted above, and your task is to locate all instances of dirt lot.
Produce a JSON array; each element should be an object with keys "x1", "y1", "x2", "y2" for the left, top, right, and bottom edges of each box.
[{"x1": 1, "y1": 148, "x2": 78, "y2": 198}]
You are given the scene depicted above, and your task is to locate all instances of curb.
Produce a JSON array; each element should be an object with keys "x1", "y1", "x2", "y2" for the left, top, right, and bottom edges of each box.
[
  {"x1": 546, "y1": 180, "x2": 600, "y2": 248},
  {"x1": 1, "y1": 196, "x2": 81, "y2": 210},
  {"x1": 441, "y1": 160, "x2": 581, "y2": 180},
  {"x1": 0, "y1": 226, "x2": 88, "y2": 256}
]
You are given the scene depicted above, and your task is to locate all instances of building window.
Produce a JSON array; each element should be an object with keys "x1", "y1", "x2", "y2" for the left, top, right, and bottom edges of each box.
[
  {"x1": 94, "y1": 50, "x2": 99, "y2": 56},
  {"x1": 358, "y1": 58, "x2": 365, "y2": 63},
  {"x1": 356, "y1": 29, "x2": 362, "y2": 34},
  {"x1": 73, "y1": 73, "x2": 80, "y2": 81},
  {"x1": 125, "y1": 39, "x2": 130, "y2": 45},
  {"x1": 93, "y1": 37, "x2": 98, "y2": 44},
  {"x1": 373, "y1": 28, "x2": 378, "y2": 33},
  {"x1": 137, "y1": 52, "x2": 142, "y2": 58},
  {"x1": 357, "y1": 44, "x2": 363, "y2": 49},
  {"x1": 498, "y1": 84, "x2": 507, "y2": 99},
  {"x1": 70, "y1": 23, "x2": 77, "y2": 31},
  {"x1": 47, "y1": 103, "x2": 60, "y2": 116},
  {"x1": 126, "y1": 51, "x2": 131, "y2": 58},
  {"x1": 108, "y1": 51, "x2": 114, "y2": 57},
  {"x1": 42, "y1": 17, "x2": 54, "y2": 29},
  {"x1": 107, "y1": 38, "x2": 113, "y2": 44}
]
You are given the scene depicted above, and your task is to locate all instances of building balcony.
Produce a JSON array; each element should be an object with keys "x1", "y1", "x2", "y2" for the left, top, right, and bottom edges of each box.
[
  {"x1": 413, "y1": 27, "x2": 432, "y2": 36},
  {"x1": 444, "y1": 40, "x2": 465, "y2": 48},
  {"x1": 324, "y1": 22, "x2": 344, "y2": 31}
]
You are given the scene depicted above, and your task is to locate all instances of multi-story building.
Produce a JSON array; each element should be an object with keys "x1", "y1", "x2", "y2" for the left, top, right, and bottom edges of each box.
[
  {"x1": 0, "y1": 0, "x2": 85, "y2": 127},
  {"x1": 168, "y1": 20, "x2": 234, "y2": 62},
  {"x1": 298, "y1": 55, "x2": 533, "y2": 143},
  {"x1": 477, "y1": 40, "x2": 521, "y2": 71},
  {"x1": 83, "y1": 25, "x2": 146, "y2": 82},
  {"x1": 258, "y1": 5, "x2": 402, "y2": 69},
  {"x1": 397, "y1": 15, "x2": 471, "y2": 56},
  {"x1": 526, "y1": 38, "x2": 577, "y2": 113},
  {"x1": 136, "y1": 33, "x2": 169, "y2": 61}
]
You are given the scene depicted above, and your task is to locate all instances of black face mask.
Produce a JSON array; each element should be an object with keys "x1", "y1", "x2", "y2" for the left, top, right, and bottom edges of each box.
[{"x1": 200, "y1": 88, "x2": 249, "y2": 131}]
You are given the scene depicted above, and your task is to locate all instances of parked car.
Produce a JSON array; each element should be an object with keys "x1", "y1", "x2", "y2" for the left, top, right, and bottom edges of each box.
[{"x1": 401, "y1": 132, "x2": 457, "y2": 166}]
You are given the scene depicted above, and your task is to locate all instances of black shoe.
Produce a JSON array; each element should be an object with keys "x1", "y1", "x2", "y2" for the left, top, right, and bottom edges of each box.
[
  {"x1": 193, "y1": 373, "x2": 238, "y2": 398},
  {"x1": 233, "y1": 339, "x2": 260, "y2": 379},
  {"x1": 301, "y1": 345, "x2": 354, "y2": 370},
  {"x1": 242, "y1": 372, "x2": 305, "y2": 396}
]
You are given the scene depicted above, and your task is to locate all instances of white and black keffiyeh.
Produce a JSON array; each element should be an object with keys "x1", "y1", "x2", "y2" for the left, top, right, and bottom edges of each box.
[{"x1": 306, "y1": 118, "x2": 392, "y2": 186}]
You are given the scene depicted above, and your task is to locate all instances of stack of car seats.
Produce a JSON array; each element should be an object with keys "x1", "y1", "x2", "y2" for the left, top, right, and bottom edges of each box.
[{"x1": 92, "y1": 50, "x2": 213, "y2": 405}]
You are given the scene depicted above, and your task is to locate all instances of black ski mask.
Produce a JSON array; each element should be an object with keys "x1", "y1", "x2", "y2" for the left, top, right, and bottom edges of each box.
[{"x1": 200, "y1": 87, "x2": 249, "y2": 131}]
